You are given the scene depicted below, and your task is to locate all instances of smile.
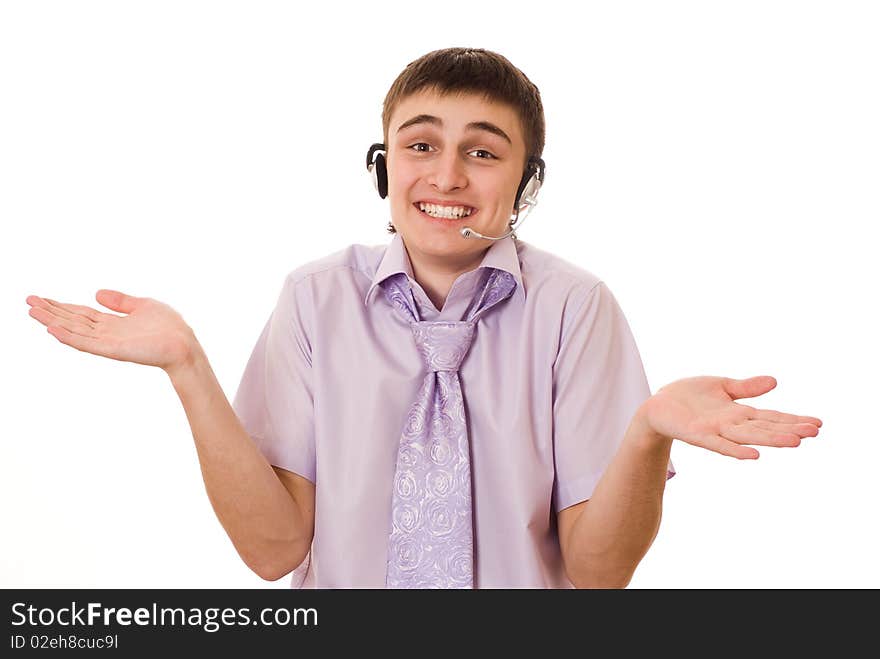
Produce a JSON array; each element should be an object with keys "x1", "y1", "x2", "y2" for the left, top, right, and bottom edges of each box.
[{"x1": 413, "y1": 202, "x2": 477, "y2": 221}]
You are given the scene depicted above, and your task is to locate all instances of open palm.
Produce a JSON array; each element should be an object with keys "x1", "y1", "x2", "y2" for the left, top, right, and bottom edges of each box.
[
  {"x1": 26, "y1": 289, "x2": 195, "y2": 373},
  {"x1": 639, "y1": 375, "x2": 823, "y2": 460}
]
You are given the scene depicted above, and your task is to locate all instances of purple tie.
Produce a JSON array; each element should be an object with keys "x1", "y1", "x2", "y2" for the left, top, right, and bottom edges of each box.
[{"x1": 380, "y1": 268, "x2": 517, "y2": 588}]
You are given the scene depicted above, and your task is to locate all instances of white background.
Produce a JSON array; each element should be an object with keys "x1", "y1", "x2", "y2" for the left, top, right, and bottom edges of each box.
[{"x1": 2, "y1": 1, "x2": 877, "y2": 588}]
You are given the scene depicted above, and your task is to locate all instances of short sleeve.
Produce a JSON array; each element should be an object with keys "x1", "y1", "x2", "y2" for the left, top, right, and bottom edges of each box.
[
  {"x1": 551, "y1": 281, "x2": 675, "y2": 512},
  {"x1": 231, "y1": 274, "x2": 316, "y2": 483}
]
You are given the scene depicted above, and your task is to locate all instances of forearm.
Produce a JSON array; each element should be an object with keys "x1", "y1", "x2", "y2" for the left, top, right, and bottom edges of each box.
[
  {"x1": 563, "y1": 409, "x2": 672, "y2": 588},
  {"x1": 166, "y1": 343, "x2": 311, "y2": 579}
]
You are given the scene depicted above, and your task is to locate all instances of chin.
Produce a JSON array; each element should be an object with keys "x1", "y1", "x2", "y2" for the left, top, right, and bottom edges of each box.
[{"x1": 402, "y1": 229, "x2": 464, "y2": 253}]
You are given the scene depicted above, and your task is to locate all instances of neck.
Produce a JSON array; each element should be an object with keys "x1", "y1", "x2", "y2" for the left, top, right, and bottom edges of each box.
[{"x1": 405, "y1": 242, "x2": 491, "y2": 311}]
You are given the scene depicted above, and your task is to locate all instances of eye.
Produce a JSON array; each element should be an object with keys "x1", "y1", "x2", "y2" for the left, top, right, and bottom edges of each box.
[
  {"x1": 407, "y1": 143, "x2": 433, "y2": 153},
  {"x1": 468, "y1": 149, "x2": 497, "y2": 160}
]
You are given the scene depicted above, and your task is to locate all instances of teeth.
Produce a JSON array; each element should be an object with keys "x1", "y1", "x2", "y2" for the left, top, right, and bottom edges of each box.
[{"x1": 418, "y1": 203, "x2": 473, "y2": 219}]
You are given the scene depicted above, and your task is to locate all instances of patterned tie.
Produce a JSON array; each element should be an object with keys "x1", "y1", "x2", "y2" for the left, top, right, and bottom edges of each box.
[{"x1": 380, "y1": 267, "x2": 517, "y2": 588}]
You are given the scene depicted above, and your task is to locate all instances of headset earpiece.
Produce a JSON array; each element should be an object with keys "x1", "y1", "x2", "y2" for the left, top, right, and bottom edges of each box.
[
  {"x1": 514, "y1": 156, "x2": 546, "y2": 212},
  {"x1": 366, "y1": 143, "x2": 388, "y2": 199}
]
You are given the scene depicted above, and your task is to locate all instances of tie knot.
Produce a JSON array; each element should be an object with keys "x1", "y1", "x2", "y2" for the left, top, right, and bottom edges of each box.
[{"x1": 411, "y1": 321, "x2": 476, "y2": 372}]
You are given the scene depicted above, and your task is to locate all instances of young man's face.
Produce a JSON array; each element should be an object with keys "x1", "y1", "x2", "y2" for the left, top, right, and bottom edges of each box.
[{"x1": 385, "y1": 89, "x2": 528, "y2": 268}]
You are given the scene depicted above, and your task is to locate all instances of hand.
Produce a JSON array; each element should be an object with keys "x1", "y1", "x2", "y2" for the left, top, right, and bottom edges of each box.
[
  {"x1": 636, "y1": 375, "x2": 822, "y2": 460},
  {"x1": 26, "y1": 290, "x2": 198, "y2": 374}
]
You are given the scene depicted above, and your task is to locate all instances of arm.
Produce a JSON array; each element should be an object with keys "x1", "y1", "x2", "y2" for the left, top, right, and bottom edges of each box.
[
  {"x1": 557, "y1": 406, "x2": 671, "y2": 589},
  {"x1": 558, "y1": 375, "x2": 823, "y2": 588},
  {"x1": 168, "y1": 343, "x2": 315, "y2": 581},
  {"x1": 25, "y1": 290, "x2": 314, "y2": 581}
]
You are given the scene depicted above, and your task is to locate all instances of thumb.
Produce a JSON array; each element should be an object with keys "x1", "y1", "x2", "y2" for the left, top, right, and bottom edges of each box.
[
  {"x1": 96, "y1": 289, "x2": 141, "y2": 314},
  {"x1": 724, "y1": 375, "x2": 777, "y2": 400}
]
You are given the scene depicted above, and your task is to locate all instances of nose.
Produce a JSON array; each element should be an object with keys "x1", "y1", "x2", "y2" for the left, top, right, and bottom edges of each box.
[{"x1": 426, "y1": 150, "x2": 467, "y2": 193}]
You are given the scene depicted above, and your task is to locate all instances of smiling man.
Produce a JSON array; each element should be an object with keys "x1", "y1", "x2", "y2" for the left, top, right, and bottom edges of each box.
[
  {"x1": 230, "y1": 47, "x2": 677, "y2": 588},
  {"x1": 27, "y1": 47, "x2": 823, "y2": 590}
]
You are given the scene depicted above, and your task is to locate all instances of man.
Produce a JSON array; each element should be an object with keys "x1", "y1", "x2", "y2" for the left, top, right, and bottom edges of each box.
[{"x1": 25, "y1": 47, "x2": 822, "y2": 588}]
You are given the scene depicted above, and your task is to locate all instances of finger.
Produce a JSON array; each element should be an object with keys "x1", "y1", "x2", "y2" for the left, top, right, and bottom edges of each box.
[
  {"x1": 720, "y1": 422, "x2": 801, "y2": 448},
  {"x1": 45, "y1": 323, "x2": 112, "y2": 357},
  {"x1": 723, "y1": 375, "x2": 777, "y2": 400},
  {"x1": 750, "y1": 408, "x2": 823, "y2": 428},
  {"x1": 749, "y1": 419, "x2": 820, "y2": 438},
  {"x1": 29, "y1": 305, "x2": 97, "y2": 338},
  {"x1": 702, "y1": 433, "x2": 760, "y2": 460},
  {"x1": 43, "y1": 297, "x2": 104, "y2": 325},
  {"x1": 27, "y1": 296, "x2": 99, "y2": 328},
  {"x1": 96, "y1": 289, "x2": 140, "y2": 314}
]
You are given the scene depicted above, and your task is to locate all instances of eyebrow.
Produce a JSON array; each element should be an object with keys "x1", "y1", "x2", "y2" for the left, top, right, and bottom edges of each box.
[{"x1": 396, "y1": 114, "x2": 512, "y2": 145}]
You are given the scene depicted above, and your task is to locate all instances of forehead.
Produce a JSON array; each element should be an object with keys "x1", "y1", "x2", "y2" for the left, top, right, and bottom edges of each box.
[{"x1": 389, "y1": 89, "x2": 524, "y2": 145}]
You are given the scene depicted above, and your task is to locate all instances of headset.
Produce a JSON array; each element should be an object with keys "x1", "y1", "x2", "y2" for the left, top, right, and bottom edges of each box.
[{"x1": 366, "y1": 142, "x2": 545, "y2": 240}]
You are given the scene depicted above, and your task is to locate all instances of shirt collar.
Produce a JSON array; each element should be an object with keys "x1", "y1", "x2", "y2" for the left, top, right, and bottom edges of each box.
[{"x1": 364, "y1": 232, "x2": 525, "y2": 306}]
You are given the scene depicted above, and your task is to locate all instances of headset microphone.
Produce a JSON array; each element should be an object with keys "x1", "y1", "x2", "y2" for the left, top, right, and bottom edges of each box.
[
  {"x1": 459, "y1": 196, "x2": 536, "y2": 241},
  {"x1": 460, "y1": 156, "x2": 545, "y2": 241}
]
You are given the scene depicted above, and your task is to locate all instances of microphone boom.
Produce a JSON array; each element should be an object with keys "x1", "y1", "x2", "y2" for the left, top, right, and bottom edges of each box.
[{"x1": 460, "y1": 193, "x2": 537, "y2": 241}]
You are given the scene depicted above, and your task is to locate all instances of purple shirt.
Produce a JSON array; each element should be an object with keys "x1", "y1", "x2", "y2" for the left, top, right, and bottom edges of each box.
[{"x1": 232, "y1": 234, "x2": 675, "y2": 588}]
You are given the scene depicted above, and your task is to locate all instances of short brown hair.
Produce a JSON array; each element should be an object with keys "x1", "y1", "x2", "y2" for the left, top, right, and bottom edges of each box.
[{"x1": 381, "y1": 48, "x2": 545, "y2": 234}]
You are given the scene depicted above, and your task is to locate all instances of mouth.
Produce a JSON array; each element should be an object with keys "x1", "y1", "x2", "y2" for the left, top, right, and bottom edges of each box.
[{"x1": 413, "y1": 201, "x2": 478, "y2": 223}]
